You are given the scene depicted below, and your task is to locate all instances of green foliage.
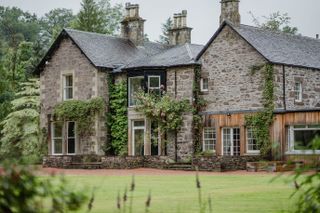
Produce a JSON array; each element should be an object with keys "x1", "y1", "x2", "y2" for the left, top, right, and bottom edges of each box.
[
  {"x1": 53, "y1": 97, "x2": 105, "y2": 138},
  {"x1": 250, "y1": 11, "x2": 298, "y2": 35},
  {"x1": 193, "y1": 66, "x2": 207, "y2": 154},
  {"x1": 0, "y1": 163, "x2": 87, "y2": 212},
  {"x1": 107, "y1": 78, "x2": 128, "y2": 155},
  {"x1": 73, "y1": 0, "x2": 123, "y2": 35},
  {"x1": 158, "y1": 17, "x2": 172, "y2": 44},
  {"x1": 0, "y1": 79, "x2": 41, "y2": 162},
  {"x1": 245, "y1": 64, "x2": 274, "y2": 158}
]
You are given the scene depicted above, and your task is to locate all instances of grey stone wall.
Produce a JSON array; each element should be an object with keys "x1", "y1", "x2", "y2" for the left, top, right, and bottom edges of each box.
[
  {"x1": 166, "y1": 66, "x2": 194, "y2": 160},
  {"x1": 40, "y1": 38, "x2": 107, "y2": 155},
  {"x1": 283, "y1": 66, "x2": 320, "y2": 110},
  {"x1": 199, "y1": 25, "x2": 267, "y2": 113}
]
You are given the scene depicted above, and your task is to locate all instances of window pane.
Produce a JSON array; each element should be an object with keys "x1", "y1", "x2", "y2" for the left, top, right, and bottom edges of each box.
[
  {"x1": 68, "y1": 138, "x2": 75, "y2": 154},
  {"x1": 129, "y1": 77, "x2": 144, "y2": 106},
  {"x1": 294, "y1": 130, "x2": 320, "y2": 150},
  {"x1": 247, "y1": 128, "x2": 259, "y2": 151},
  {"x1": 68, "y1": 122, "x2": 75, "y2": 137},
  {"x1": 149, "y1": 76, "x2": 160, "y2": 88},
  {"x1": 53, "y1": 122, "x2": 63, "y2": 137},
  {"x1": 54, "y1": 139, "x2": 63, "y2": 154},
  {"x1": 151, "y1": 122, "x2": 158, "y2": 156},
  {"x1": 223, "y1": 128, "x2": 231, "y2": 156},
  {"x1": 202, "y1": 78, "x2": 208, "y2": 90},
  {"x1": 66, "y1": 75, "x2": 73, "y2": 87},
  {"x1": 203, "y1": 128, "x2": 216, "y2": 151},
  {"x1": 134, "y1": 121, "x2": 145, "y2": 127},
  {"x1": 233, "y1": 128, "x2": 240, "y2": 156},
  {"x1": 134, "y1": 129, "x2": 144, "y2": 156}
]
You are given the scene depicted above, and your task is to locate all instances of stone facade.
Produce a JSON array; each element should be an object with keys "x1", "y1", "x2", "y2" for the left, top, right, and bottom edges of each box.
[
  {"x1": 166, "y1": 66, "x2": 195, "y2": 160},
  {"x1": 40, "y1": 38, "x2": 107, "y2": 155},
  {"x1": 200, "y1": 25, "x2": 267, "y2": 113}
]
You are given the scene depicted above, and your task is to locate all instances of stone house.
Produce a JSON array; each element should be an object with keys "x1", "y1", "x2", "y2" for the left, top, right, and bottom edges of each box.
[{"x1": 36, "y1": 0, "x2": 320, "y2": 166}]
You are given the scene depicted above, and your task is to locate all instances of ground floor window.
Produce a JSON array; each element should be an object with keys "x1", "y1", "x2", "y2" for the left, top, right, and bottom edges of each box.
[
  {"x1": 51, "y1": 121, "x2": 76, "y2": 155},
  {"x1": 132, "y1": 120, "x2": 145, "y2": 156},
  {"x1": 222, "y1": 127, "x2": 240, "y2": 156},
  {"x1": 288, "y1": 125, "x2": 320, "y2": 153},
  {"x1": 203, "y1": 127, "x2": 216, "y2": 151},
  {"x1": 246, "y1": 128, "x2": 260, "y2": 154},
  {"x1": 151, "y1": 122, "x2": 159, "y2": 155}
]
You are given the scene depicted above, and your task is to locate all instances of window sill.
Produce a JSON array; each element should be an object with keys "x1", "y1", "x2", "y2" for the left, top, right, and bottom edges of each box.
[
  {"x1": 244, "y1": 152, "x2": 260, "y2": 156},
  {"x1": 285, "y1": 150, "x2": 320, "y2": 155}
]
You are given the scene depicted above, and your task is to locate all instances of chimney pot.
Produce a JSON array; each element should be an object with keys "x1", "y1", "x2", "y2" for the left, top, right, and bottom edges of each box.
[{"x1": 168, "y1": 10, "x2": 192, "y2": 45}]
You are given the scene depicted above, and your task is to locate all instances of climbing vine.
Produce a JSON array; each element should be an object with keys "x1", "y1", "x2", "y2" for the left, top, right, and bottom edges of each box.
[
  {"x1": 245, "y1": 63, "x2": 275, "y2": 158},
  {"x1": 106, "y1": 76, "x2": 128, "y2": 156},
  {"x1": 135, "y1": 92, "x2": 190, "y2": 155},
  {"x1": 53, "y1": 97, "x2": 105, "y2": 138},
  {"x1": 193, "y1": 65, "x2": 207, "y2": 155}
]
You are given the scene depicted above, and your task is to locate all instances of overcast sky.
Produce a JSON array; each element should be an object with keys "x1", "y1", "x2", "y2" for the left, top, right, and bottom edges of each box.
[{"x1": 1, "y1": 0, "x2": 320, "y2": 44}]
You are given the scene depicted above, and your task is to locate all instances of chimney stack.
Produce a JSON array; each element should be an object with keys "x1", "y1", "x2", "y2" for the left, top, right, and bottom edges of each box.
[
  {"x1": 121, "y1": 3, "x2": 145, "y2": 46},
  {"x1": 168, "y1": 10, "x2": 192, "y2": 46},
  {"x1": 316, "y1": 34, "x2": 319, "y2": 39},
  {"x1": 220, "y1": 0, "x2": 241, "y2": 26}
]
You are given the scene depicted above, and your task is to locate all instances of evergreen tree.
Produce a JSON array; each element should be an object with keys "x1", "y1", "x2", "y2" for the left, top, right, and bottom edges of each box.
[
  {"x1": 158, "y1": 17, "x2": 172, "y2": 44},
  {"x1": 73, "y1": 0, "x2": 105, "y2": 33}
]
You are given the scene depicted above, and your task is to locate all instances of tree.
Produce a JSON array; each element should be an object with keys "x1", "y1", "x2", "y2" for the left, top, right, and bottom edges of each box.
[
  {"x1": 40, "y1": 8, "x2": 75, "y2": 41},
  {"x1": 0, "y1": 79, "x2": 41, "y2": 162},
  {"x1": 158, "y1": 17, "x2": 172, "y2": 44},
  {"x1": 250, "y1": 11, "x2": 298, "y2": 34},
  {"x1": 73, "y1": 0, "x2": 105, "y2": 33},
  {"x1": 73, "y1": 0, "x2": 123, "y2": 35}
]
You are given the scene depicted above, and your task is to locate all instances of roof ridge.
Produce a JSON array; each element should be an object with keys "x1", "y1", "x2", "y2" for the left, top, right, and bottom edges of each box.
[
  {"x1": 64, "y1": 28, "x2": 130, "y2": 41},
  {"x1": 238, "y1": 24, "x2": 320, "y2": 42}
]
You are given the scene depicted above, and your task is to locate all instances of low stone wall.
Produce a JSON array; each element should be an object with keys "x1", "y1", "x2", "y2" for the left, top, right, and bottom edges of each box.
[
  {"x1": 192, "y1": 155, "x2": 261, "y2": 171},
  {"x1": 43, "y1": 155, "x2": 172, "y2": 169}
]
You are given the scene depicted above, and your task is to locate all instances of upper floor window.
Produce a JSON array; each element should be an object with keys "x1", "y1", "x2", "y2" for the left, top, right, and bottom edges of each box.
[
  {"x1": 288, "y1": 125, "x2": 320, "y2": 153},
  {"x1": 200, "y1": 78, "x2": 209, "y2": 92},
  {"x1": 294, "y1": 82, "x2": 302, "y2": 102},
  {"x1": 148, "y1": 76, "x2": 161, "y2": 95},
  {"x1": 246, "y1": 128, "x2": 260, "y2": 154},
  {"x1": 63, "y1": 75, "x2": 73, "y2": 100},
  {"x1": 129, "y1": 76, "x2": 144, "y2": 107},
  {"x1": 203, "y1": 127, "x2": 216, "y2": 151}
]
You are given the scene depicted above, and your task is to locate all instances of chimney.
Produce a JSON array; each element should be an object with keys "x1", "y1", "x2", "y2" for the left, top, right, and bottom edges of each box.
[
  {"x1": 168, "y1": 10, "x2": 192, "y2": 46},
  {"x1": 121, "y1": 3, "x2": 145, "y2": 46},
  {"x1": 316, "y1": 34, "x2": 319, "y2": 39},
  {"x1": 220, "y1": 0, "x2": 241, "y2": 26}
]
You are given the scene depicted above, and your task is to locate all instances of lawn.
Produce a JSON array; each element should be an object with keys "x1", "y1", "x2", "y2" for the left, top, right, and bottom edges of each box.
[{"x1": 60, "y1": 173, "x2": 296, "y2": 213}]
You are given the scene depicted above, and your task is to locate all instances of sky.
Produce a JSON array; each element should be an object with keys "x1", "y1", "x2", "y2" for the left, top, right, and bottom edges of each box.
[{"x1": 1, "y1": 0, "x2": 320, "y2": 44}]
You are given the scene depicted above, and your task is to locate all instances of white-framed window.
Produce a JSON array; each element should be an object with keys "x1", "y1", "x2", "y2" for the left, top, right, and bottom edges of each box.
[
  {"x1": 67, "y1": 122, "x2": 76, "y2": 154},
  {"x1": 51, "y1": 122, "x2": 63, "y2": 155},
  {"x1": 128, "y1": 76, "x2": 144, "y2": 107},
  {"x1": 63, "y1": 75, "x2": 73, "y2": 100},
  {"x1": 148, "y1": 76, "x2": 161, "y2": 95},
  {"x1": 288, "y1": 125, "x2": 320, "y2": 154},
  {"x1": 294, "y1": 82, "x2": 302, "y2": 102},
  {"x1": 246, "y1": 128, "x2": 260, "y2": 154},
  {"x1": 222, "y1": 127, "x2": 240, "y2": 156},
  {"x1": 200, "y1": 78, "x2": 209, "y2": 92},
  {"x1": 203, "y1": 127, "x2": 216, "y2": 151},
  {"x1": 132, "y1": 120, "x2": 145, "y2": 156}
]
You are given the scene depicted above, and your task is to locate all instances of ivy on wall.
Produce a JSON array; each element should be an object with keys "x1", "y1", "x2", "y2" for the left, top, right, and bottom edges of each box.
[
  {"x1": 245, "y1": 63, "x2": 275, "y2": 158},
  {"x1": 106, "y1": 76, "x2": 128, "y2": 156},
  {"x1": 53, "y1": 97, "x2": 105, "y2": 139},
  {"x1": 193, "y1": 65, "x2": 207, "y2": 155}
]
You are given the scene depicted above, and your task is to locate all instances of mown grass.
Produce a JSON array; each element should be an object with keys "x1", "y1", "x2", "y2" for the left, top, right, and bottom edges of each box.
[{"x1": 55, "y1": 173, "x2": 296, "y2": 213}]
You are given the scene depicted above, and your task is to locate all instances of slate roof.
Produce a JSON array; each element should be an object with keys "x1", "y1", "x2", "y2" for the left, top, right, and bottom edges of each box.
[
  {"x1": 125, "y1": 43, "x2": 203, "y2": 69},
  {"x1": 197, "y1": 21, "x2": 320, "y2": 70}
]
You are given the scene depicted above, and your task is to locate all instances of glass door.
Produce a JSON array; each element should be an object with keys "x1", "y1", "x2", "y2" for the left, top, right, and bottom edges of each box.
[
  {"x1": 132, "y1": 120, "x2": 145, "y2": 156},
  {"x1": 67, "y1": 122, "x2": 76, "y2": 154},
  {"x1": 222, "y1": 128, "x2": 240, "y2": 156}
]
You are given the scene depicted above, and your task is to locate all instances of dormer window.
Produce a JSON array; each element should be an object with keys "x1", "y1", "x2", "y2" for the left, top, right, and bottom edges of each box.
[
  {"x1": 294, "y1": 82, "x2": 302, "y2": 102},
  {"x1": 200, "y1": 78, "x2": 209, "y2": 92},
  {"x1": 63, "y1": 75, "x2": 73, "y2": 100}
]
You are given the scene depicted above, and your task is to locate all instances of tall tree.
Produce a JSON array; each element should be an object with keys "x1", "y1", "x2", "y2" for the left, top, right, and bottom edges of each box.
[
  {"x1": 73, "y1": 0, "x2": 105, "y2": 33},
  {"x1": 250, "y1": 11, "x2": 298, "y2": 34},
  {"x1": 158, "y1": 17, "x2": 172, "y2": 44},
  {"x1": 73, "y1": 0, "x2": 123, "y2": 35},
  {"x1": 40, "y1": 8, "x2": 75, "y2": 41}
]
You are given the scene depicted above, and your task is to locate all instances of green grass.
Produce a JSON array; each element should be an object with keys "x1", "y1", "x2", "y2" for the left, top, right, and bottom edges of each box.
[{"x1": 58, "y1": 173, "x2": 296, "y2": 213}]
